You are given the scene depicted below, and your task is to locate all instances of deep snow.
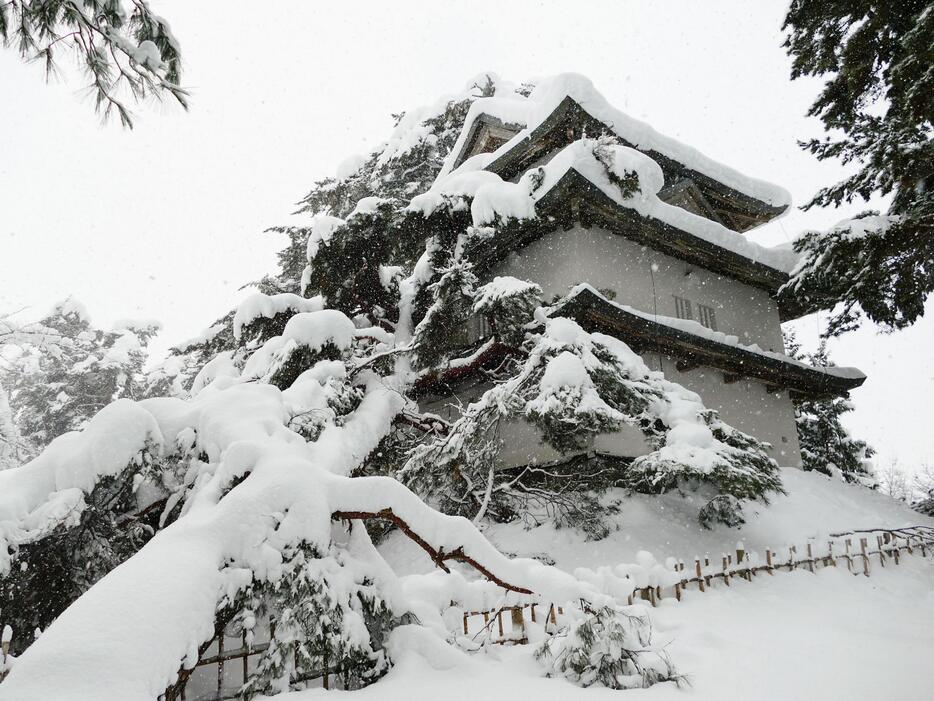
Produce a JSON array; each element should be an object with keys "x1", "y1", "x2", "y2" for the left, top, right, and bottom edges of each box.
[
  {"x1": 271, "y1": 556, "x2": 934, "y2": 701},
  {"x1": 358, "y1": 470, "x2": 934, "y2": 700}
]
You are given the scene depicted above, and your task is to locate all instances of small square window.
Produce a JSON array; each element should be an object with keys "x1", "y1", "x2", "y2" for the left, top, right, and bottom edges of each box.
[
  {"x1": 697, "y1": 304, "x2": 717, "y2": 331},
  {"x1": 673, "y1": 296, "x2": 693, "y2": 320}
]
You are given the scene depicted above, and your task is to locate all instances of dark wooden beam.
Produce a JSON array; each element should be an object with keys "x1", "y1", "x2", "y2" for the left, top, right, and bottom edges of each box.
[
  {"x1": 765, "y1": 384, "x2": 783, "y2": 394},
  {"x1": 676, "y1": 359, "x2": 700, "y2": 373},
  {"x1": 723, "y1": 373, "x2": 743, "y2": 384}
]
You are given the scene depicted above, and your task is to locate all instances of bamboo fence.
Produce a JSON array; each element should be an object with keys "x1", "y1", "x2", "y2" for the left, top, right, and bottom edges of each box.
[
  {"x1": 459, "y1": 524, "x2": 934, "y2": 645},
  {"x1": 2, "y1": 526, "x2": 933, "y2": 689}
]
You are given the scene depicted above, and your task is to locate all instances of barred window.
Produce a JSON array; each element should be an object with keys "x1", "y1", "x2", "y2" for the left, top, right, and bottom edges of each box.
[
  {"x1": 697, "y1": 304, "x2": 717, "y2": 331},
  {"x1": 673, "y1": 296, "x2": 693, "y2": 320}
]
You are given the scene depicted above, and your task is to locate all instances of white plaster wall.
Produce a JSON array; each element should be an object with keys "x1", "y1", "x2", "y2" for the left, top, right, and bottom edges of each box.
[
  {"x1": 486, "y1": 224, "x2": 803, "y2": 467},
  {"x1": 421, "y1": 365, "x2": 801, "y2": 470},
  {"x1": 493, "y1": 225, "x2": 786, "y2": 352},
  {"x1": 644, "y1": 353, "x2": 802, "y2": 467}
]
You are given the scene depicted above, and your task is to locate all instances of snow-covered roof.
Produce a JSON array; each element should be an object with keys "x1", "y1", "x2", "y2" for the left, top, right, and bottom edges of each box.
[
  {"x1": 439, "y1": 74, "x2": 790, "y2": 232},
  {"x1": 554, "y1": 285, "x2": 865, "y2": 400},
  {"x1": 410, "y1": 138, "x2": 802, "y2": 313}
]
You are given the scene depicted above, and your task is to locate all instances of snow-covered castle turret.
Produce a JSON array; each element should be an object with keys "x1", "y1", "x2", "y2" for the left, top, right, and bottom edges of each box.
[{"x1": 412, "y1": 73, "x2": 865, "y2": 468}]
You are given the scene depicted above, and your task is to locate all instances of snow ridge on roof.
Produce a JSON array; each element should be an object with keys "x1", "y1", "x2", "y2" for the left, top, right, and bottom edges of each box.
[{"x1": 438, "y1": 73, "x2": 792, "y2": 209}]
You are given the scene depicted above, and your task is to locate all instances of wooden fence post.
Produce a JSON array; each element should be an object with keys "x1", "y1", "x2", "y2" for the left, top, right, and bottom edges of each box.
[
  {"x1": 722, "y1": 555, "x2": 730, "y2": 586},
  {"x1": 827, "y1": 541, "x2": 836, "y2": 567},
  {"x1": 735, "y1": 544, "x2": 746, "y2": 580},
  {"x1": 496, "y1": 610, "x2": 504, "y2": 637},
  {"x1": 530, "y1": 604, "x2": 537, "y2": 623},
  {"x1": 806, "y1": 543, "x2": 815, "y2": 572},
  {"x1": 462, "y1": 612, "x2": 469, "y2": 635},
  {"x1": 876, "y1": 536, "x2": 886, "y2": 567},
  {"x1": 765, "y1": 549, "x2": 774, "y2": 575},
  {"x1": 695, "y1": 559, "x2": 706, "y2": 592},
  {"x1": 216, "y1": 633, "x2": 224, "y2": 695},
  {"x1": 510, "y1": 607, "x2": 526, "y2": 644},
  {"x1": 845, "y1": 539, "x2": 854, "y2": 573},
  {"x1": 860, "y1": 538, "x2": 870, "y2": 576}
]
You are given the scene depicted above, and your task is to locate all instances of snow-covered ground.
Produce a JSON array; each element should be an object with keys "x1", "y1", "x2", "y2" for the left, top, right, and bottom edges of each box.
[
  {"x1": 383, "y1": 468, "x2": 933, "y2": 573},
  {"x1": 360, "y1": 469, "x2": 934, "y2": 700},
  {"x1": 275, "y1": 556, "x2": 934, "y2": 701}
]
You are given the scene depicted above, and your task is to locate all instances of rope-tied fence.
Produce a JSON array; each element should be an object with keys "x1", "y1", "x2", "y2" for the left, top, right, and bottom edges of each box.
[
  {"x1": 458, "y1": 525, "x2": 934, "y2": 645},
  {"x1": 2, "y1": 526, "x2": 932, "y2": 688}
]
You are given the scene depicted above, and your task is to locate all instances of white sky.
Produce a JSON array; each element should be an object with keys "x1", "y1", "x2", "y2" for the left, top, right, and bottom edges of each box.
[{"x1": 1, "y1": 0, "x2": 931, "y2": 471}]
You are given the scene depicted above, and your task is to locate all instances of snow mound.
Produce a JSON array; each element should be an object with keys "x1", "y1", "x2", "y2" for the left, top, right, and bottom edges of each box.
[
  {"x1": 0, "y1": 400, "x2": 163, "y2": 574},
  {"x1": 305, "y1": 215, "x2": 346, "y2": 261},
  {"x1": 232, "y1": 292, "x2": 325, "y2": 339}
]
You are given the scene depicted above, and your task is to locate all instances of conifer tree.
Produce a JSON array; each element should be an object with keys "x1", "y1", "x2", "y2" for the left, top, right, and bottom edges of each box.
[
  {"x1": 912, "y1": 466, "x2": 934, "y2": 516},
  {"x1": 1, "y1": 300, "x2": 159, "y2": 449},
  {"x1": 0, "y1": 0, "x2": 187, "y2": 127},
  {"x1": 402, "y1": 300, "x2": 781, "y2": 533},
  {"x1": 535, "y1": 606, "x2": 678, "y2": 689},
  {"x1": 235, "y1": 538, "x2": 396, "y2": 697},
  {"x1": 0, "y1": 380, "x2": 31, "y2": 470},
  {"x1": 780, "y1": 1, "x2": 934, "y2": 335},
  {"x1": 784, "y1": 332, "x2": 875, "y2": 484}
]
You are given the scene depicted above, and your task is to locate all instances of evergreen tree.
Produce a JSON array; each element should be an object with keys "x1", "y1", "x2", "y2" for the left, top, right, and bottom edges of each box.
[
  {"x1": 0, "y1": 0, "x2": 187, "y2": 127},
  {"x1": 784, "y1": 332, "x2": 875, "y2": 484},
  {"x1": 0, "y1": 380, "x2": 31, "y2": 470},
  {"x1": 1, "y1": 300, "x2": 159, "y2": 449},
  {"x1": 270, "y1": 75, "x2": 499, "y2": 292},
  {"x1": 780, "y1": 1, "x2": 934, "y2": 335},
  {"x1": 402, "y1": 301, "x2": 781, "y2": 533},
  {"x1": 232, "y1": 536, "x2": 398, "y2": 697},
  {"x1": 910, "y1": 464, "x2": 934, "y2": 515},
  {"x1": 0, "y1": 447, "x2": 165, "y2": 652},
  {"x1": 535, "y1": 606, "x2": 679, "y2": 689}
]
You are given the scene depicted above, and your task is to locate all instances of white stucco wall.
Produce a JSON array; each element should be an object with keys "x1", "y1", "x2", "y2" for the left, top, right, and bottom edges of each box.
[
  {"x1": 646, "y1": 354, "x2": 802, "y2": 467},
  {"x1": 484, "y1": 224, "x2": 803, "y2": 467},
  {"x1": 494, "y1": 224, "x2": 786, "y2": 352}
]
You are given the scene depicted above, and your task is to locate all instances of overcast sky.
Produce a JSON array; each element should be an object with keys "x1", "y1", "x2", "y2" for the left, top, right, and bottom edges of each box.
[{"x1": 2, "y1": 0, "x2": 932, "y2": 471}]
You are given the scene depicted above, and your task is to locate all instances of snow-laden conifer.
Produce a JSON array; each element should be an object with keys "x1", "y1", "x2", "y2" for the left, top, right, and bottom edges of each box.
[
  {"x1": 1, "y1": 300, "x2": 159, "y2": 449},
  {"x1": 535, "y1": 606, "x2": 678, "y2": 689},
  {"x1": 784, "y1": 332, "x2": 875, "y2": 485},
  {"x1": 780, "y1": 2, "x2": 934, "y2": 335}
]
